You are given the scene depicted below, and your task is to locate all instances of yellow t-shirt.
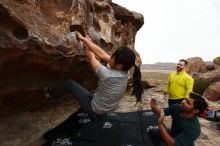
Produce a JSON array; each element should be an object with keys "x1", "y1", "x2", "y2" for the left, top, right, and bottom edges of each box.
[{"x1": 164, "y1": 71, "x2": 194, "y2": 100}]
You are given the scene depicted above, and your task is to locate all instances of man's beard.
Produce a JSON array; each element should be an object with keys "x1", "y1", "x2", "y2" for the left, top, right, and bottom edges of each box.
[{"x1": 176, "y1": 67, "x2": 183, "y2": 72}]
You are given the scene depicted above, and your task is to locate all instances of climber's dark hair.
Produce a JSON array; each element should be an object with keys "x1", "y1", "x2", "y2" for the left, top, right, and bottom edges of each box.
[
  {"x1": 112, "y1": 47, "x2": 135, "y2": 71},
  {"x1": 132, "y1": 65, "x2": 143, "y2": 102},
  {"x1": 112, "y1": 47, "x2": 143, "y2": 102}
]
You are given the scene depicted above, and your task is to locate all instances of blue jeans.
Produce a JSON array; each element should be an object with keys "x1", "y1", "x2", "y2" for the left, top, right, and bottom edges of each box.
[{"x1": 49, "y1": 79, "x2": 97, "y2": 117}]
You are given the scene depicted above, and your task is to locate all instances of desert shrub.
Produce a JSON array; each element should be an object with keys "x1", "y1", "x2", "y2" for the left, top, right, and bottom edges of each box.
[{"x1": 193, "y1": 78, "x2": 211, "y2": 95}]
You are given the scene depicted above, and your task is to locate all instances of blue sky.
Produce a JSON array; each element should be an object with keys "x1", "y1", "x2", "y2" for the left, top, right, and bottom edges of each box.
[{"x1": 112, "y1": 0, "x2": 220, "y2": 64}]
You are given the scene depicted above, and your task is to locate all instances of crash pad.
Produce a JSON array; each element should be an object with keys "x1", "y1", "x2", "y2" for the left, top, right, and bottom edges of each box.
[{"x1": 43, "y1": 109, "x2": 160, "y2": 146}]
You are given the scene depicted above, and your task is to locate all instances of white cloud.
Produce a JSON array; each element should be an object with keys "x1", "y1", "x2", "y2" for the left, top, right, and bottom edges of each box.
[{"x1": 112, "y1": 0, "x2": 220, "y2": 64}]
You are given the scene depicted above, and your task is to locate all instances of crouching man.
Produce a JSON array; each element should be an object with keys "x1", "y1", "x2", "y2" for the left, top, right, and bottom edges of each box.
[{"x1": 150, "y1": 92, "x2": 208, "y2": 146}]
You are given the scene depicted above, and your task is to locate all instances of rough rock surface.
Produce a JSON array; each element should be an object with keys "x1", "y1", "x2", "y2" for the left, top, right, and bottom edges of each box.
[
  {"x1": 186, "y1": 56, "x2": 220, "y2": 101},
  {"x1": 199, "y1": 70, "x2": 220, "y2": 83},
  {"x1": 0, "y1": 96, "x2": 80, "y2": 146},
  {"x1": 204, "y1": 81, "x2": 220, "y2": 101},
  {"x1": 213, "y1": 56, "x2": 220, "y2": 70},
  {"x1": 186, "y1": 57, "x2": 207, "y2": 74}
]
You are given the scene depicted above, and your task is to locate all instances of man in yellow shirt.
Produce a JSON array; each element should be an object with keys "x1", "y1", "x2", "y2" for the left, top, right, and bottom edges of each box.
[{"x1": 164, "y1": 59, "x2": 194, "y2": 106}]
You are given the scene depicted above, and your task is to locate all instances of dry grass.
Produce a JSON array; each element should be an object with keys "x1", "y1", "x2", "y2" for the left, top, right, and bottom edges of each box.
[{"x1": 141, "y1": 70, "x2": 171, "y2": 81}]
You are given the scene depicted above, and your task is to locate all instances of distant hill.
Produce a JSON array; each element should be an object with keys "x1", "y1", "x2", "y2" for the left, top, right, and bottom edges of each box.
[
  {"x1": 141, "y1": 61, "x2": 213, "y2": 70},
  {"x1": 141, "y1": 62, "x2": 176, "y2": 70}
]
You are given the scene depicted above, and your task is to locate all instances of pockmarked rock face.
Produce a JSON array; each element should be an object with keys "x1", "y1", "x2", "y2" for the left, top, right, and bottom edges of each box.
[
  {"x1": 203, "y1": 81, "x2": 220, "y2": 101},
  {"x1": 213, "y1": 56, "x2": 220, "y2": 70},
  {"x1": 186, "y1": 57, "x2": 207, "y2": 74},
  {"x1": 0, "y1": 0, "x2": 144, "y2": 116},
  {"x1": 186, "y1": 56, "x2": 220, "y2": 101}
]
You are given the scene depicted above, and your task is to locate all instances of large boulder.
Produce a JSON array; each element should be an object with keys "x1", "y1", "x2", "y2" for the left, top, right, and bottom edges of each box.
[
  {"x1": 199, "y1": 70, "x2": 220, "y2": 83},
  {"x1": 213, "y1": 56, "x2": 220, "y2": 70},
  {"x1": 186, "y1": 57, "x2": 207, "y2": 74},
  {"x1": 203, "y1": 81, "x2": 220, "y2": 101},
  {"x1": 0, "y1": 0, "x2": 144, "y2": 116}
]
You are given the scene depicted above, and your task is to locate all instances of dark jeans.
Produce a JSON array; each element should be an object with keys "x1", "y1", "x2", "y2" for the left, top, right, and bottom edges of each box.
[
  {"x1": 49, "y1": 79, "x2": 98, "y2": 117},
  {"x1": 149, "y1": 128, "x2": 170, "y2": 146},
  {"x1": 168, "y1": 98, "x2": 184, "y2": 106}
]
